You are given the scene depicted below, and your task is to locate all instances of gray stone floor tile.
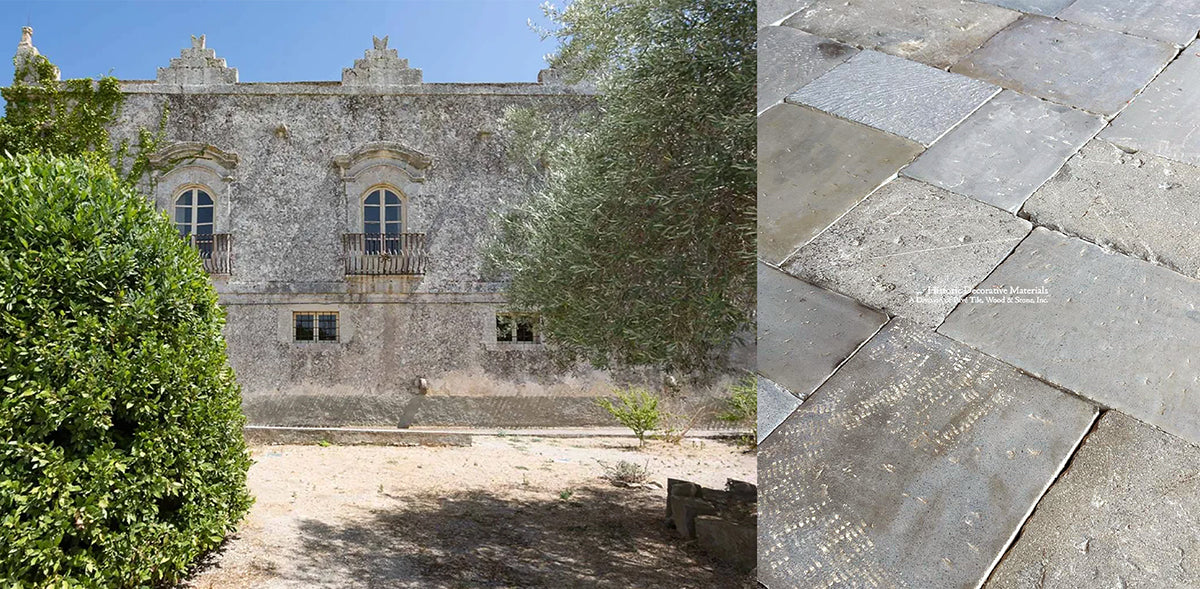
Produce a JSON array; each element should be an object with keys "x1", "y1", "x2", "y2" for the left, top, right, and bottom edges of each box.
[
  {"x1": 783, "y1": 177, "x2": 1032, "y2": 328},
  {"x1": 1058, "y1": 0, "x2": 1200, "y2": 46},
  {"x1": 1100, "y1": 39, "x2": 1200, "y2": 166},
  {"x1": 757, "y1": 377, "x2": 803, "y2": 445},
  {"x1": 787, "y1": 50, "x2": 999, "y2": 146},
  {"x1": 758, "y1": 103, "x2": 923, "y2": 263},
  {"x1": 757, "y1": 262, "x2": 887, "y2": 402},
  {"x1": 950, "y1": 16, "x2": 1177, "y2": 115},
  {"x1": 984, "y1": 411, "x2": 1200, "y2": 589},
  {"x1": 758, "y1": 27, "x2": 856, "y2": 114},
  {"x1": 759, "y1": 320, "x2": 1098, "y2": 589},
  {"x1": 902, "y1": 91, "x2": 1104, "y2": 213},
  {"x1": 939, "y1": 227, "x2": 1200, "y2": 446},
  {"x1": 781, "y1": 0, "x2": 1019, "y2": 68},
  {"x1": 1022, "y1": 139, "x2": 1200, "y2": 278},
  {"x1": 759, "y1": 0, "x2": 813, "y2": 28},
  {"x1": 973, "y1": 0, "x2": 1074, "y2": 16}
]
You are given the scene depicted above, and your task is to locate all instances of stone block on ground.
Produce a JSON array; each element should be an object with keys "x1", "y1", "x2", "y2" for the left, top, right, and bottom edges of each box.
[
  {"x1": 782, "y1": 0, "x2": 1019, "y2": 69},
  {"x1": 788, "y1": 50, "x2": 999, "y2": 145},
  {"x1": 1058, "y1": 0, "x2": 1200, "y2": 46},
  {"x1": 902, "y1": 90, "x2": 1103, "y2": 213},
  {"x1": 1021, "y1": 139, "x2": 1200, "y2": 278},
  {"x1": 757, "y1": 27, "x2": 856, "y2": 113},
  {"x1": 696, "y1": 516, "x2": 757, "y2": 573},
  {"x1": 984, "y1": 411, "x2": 1200, "y2": 589},
  {"x1": 757, "y1": 262, "x2": 887, "y2": 401},
  {"x1": 670, "y1": 496, "x2": 721, "y2": 539},
  {"x1": 759, "y1": 320, "x2": 1097, "y2": 589},
  {"x1": 939, "y1": 227, "x2": 1200, "y2": 446},
  {"x1": 1101, "y1": 39, "x2": 1200, "y2": 167},
  {"x1": 783, "y1": 177, "x2": 1031, "y2": 328},
  {"x1": 757, "y1": 103, "x2": 923, "y2": 262},
  {"x1": 950, "y1": 16, "x2": 1176, "y2": 115}
]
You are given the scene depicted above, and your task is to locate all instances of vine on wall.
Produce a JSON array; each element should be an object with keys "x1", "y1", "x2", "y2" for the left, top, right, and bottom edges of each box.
[{"x1": 1, "y1": 51, "x2": 168, "y2": 184}]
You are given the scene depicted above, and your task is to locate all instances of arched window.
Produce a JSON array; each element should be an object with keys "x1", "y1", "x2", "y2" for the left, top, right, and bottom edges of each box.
[
  {"x1": 362, "y1": 187, "x2": 404, "y2": 254},
  {"x1": 175, "y1": 187, "x2": 215, "y2": 255}
]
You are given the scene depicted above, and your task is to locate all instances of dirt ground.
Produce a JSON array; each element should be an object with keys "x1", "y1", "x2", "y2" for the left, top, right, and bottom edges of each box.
[{"x1": 182, "y1": 435, "x2": 757, "y2": 588}]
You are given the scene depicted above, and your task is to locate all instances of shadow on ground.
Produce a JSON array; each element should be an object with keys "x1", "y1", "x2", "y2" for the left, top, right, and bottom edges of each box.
[{"x1": 285, "y1": 486, "x2": 748, "y2": 588}]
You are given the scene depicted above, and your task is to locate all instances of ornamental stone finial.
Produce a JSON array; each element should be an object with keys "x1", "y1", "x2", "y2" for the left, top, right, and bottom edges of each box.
[
  {"x1": 342, "y1": 35, "x2": 421, "y2": 88},
  {"x1": 373, "y1": 35, "x2": 388, "y2": 50},
  {"x1": 14, "y1": 26, "x2": 59, "y2": 83},
  {"x1": 156, "y1": 34, "x2": 237, "y2": 85}
]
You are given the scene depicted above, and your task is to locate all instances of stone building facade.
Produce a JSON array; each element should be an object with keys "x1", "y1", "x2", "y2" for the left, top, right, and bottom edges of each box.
[{"x1": 20, "y1": 31, "x2": 669, "y2": 427}]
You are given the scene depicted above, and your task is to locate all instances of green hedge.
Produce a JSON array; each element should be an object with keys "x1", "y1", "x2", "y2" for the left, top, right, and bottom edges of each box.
[{"x1": 0, "y1": 153, "x2": 252, "y2": 587}]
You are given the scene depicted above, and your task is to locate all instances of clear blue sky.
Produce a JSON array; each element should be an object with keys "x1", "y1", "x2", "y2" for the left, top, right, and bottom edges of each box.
[{"x1": 0, "y1": 0, "x2": 557, "y2": 85}]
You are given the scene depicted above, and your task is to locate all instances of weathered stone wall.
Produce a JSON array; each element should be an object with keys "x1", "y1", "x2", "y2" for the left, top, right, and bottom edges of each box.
[{"x1": 95, "y1": 39, "x2": 683, "y2": 425}]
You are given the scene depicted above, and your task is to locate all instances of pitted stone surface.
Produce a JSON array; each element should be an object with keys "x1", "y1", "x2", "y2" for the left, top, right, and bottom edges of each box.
[
  {"x1": 973, "y1": 0, "x2": 1074, "y2": 16},
  {"x1": 950, "y1": 16, "x2": 1176, "y2": 115},
  {"x1": 758, "y1": 27, "x2": 856, "y2": 114},
  {"x1": 984, "y1": 412, "x2": 1200, "y2": 589},
  {"x1": 939, "y1": 228, "x2": 1200, "y2": 446},
  {"x1": 757, "y1": 376, "x2": 803, "y2": 445},
  {"x1": 788, "y1": 50, "x2": 998, "y2": 146},
  {"x1": 783, "y1": 177, "x2": 1032, "y2": 328},
  {"x1": 902, "y1": 90, "x2": 1104, "y2": 213},
  {"x1": 758, "y1": 103, "x2": 923, "y2": 262},
  {"x1": 782, "y1": 0, "x2": 1019, "y2": 69},
  {"x1": 1100, "y1": 40, "x2": 1200, "y2": 167},
  {"x1": 759, "y1": 320, "x2": 1098, "y2": 589},
  {"x1": 759, "y1": 0, "x2": 814, "y2": 28},
  {"x1": 1022, "y1": 139, "x2": 1200, "y2": 278},
  {"x1": 1058, "y1": 0, "x2": 1200, "y2": 46},
  {"x1": 757, "y1": 262, "x2": 886, "y2": 402}
]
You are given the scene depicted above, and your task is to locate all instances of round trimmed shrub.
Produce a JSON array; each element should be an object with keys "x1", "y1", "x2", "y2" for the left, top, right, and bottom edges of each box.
[{"x1": 0, "y1": 153, "x2": 252, "y2": 587}]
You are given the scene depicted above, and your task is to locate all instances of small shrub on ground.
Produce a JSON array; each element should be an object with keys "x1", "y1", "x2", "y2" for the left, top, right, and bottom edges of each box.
[
  {"x1": 717, "y1": 375, "x2": 757, "y2": 449},
  {"x1": 598, "y1": 460, "x2": 650, "y2": 487},
  {"x1": 0, "y1": 154, "x2": 253, "y2": 587},
  {"x1": 596, "y1": 387, "x2": 661, "y2": 446}
]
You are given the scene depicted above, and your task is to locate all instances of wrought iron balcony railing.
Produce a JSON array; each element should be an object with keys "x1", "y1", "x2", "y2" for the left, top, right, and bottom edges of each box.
[
  {"x1": 343, "y1": 233, "x2": 427, "y2": 275},
  {"x1": 189, "y1": 233, "x2": 232, "y2": 275}
]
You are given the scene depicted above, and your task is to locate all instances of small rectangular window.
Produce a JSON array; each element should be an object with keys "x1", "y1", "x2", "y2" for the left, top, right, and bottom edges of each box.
[
  {"x1": 495, "y1": 312, "x2": 539, "y2": 344},
  {"x1": 295, "y1": 312, "x2": 338, "y2": 342}
]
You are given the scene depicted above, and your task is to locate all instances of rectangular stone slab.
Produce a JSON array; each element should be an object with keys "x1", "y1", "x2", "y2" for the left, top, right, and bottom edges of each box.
[
  {"x1": 759, "y1": 320, "x2": 1097, "y2": 589},
  {"x1": 759, "y1": 0, "x2": 814, "y2": 28},
  {"x1": 973, "y1": 0, "x2": 1074, "y2": 16},
  {"x1": 902, "y1": 90, "x2": 1104, "y2": 213},
  {"x1": 758, "y1": 27, "x2": 857, "y2": 114},
  {"x1": 984, "y1": 412, "x2": 1200, "y2": 589},
  {"x1": 939, "y1": 227, "x2": 1200, "y2": 445},
  {"x1": 757, "y1": 262, "x2": 887, "y2": 402},
  {"x1": 784, "y1": 177, "x2": 1031, "y2": 328},
  {"x1": 757, "y1": 376, "x2": 803, "y2": 445},
  {"x1": 757, "y1": 103, "x2": 923, "y2": 263},
  {"x1": 782, "y1": 0, "x2": 1019, "y2": 69},
  {"x1": 787, "y1": 50, "x2": 999, "y2": 146},
  {"x1": 1058, "y1": 0, "x2": 1200, "y2": 46},
  {"x1": 1101, "y1": 39, "x2": 1200, "y2": 167},
  {"x1": 1022, "y1": 139, "x2": 1200, "y2": 278},
  {"x1": 951, "y1": 16, "x2": 1177, "y2": 115}
]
